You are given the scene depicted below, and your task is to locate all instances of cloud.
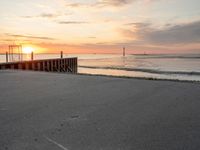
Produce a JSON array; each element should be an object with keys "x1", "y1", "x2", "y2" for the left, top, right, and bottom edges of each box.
[
  {"x1": 39, "y1": 13, "x2": 60, "y2": 18},
  {"x1": 125, "y1": 22, "x2": 150, "y2": 27},
  {"x1": 146, "y1": 21, "x2": 200, "y2": 44},
  {"x1": 66, "y1": 0, "x2": 134, "y2": 8},
  {"x1": 22, "y1": 13, "x2": 61, "y2": 19},
  {"x1": 88, "y1": 37, "x2": 97, "y2": 39},
  {"x1": 121, "y1": 21, "x2": 200, "y2": 45},
  {"x1": 120, "y1": 29, "x2": 136, "y2": 38},
  {"x1": 22, "y1": 16, "x2": 35, "y2": 18},
  {"x1": 65, "y1": 0, "x2": 158, "y2": 8},
  {"x1": 5, "y1": 34, "x2": 55, "y2": 40},
  {"x1": 66, "y1": 3, "x2": 88, "y2": 8},
  {"x1": 58, "y1": 21, "x2": 89, "y2": 24},
  {"x1": 97, "y1": 0, "x2": 134, "y2": 6}
]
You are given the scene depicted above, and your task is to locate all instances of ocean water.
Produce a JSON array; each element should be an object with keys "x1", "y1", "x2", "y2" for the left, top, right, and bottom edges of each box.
[{"x1": 1, "y1": 53, "x2": 200, "y2": 81}]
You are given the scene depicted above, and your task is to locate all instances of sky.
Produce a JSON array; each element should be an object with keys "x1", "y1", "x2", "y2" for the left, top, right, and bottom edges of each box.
[{"x1": 0, "y1": 0, "x2": 200, "y2": 54}]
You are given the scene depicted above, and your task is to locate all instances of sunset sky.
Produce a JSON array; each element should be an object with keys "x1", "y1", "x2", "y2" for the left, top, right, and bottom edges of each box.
[{"x1": 0, "y1": 0, "x2": 200, "y2": 54}]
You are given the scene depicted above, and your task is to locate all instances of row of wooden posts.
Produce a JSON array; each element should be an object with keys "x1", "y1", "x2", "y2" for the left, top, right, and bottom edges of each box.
[{"x1": 1, "y1": 51, "x2": 78, "y2": 73}]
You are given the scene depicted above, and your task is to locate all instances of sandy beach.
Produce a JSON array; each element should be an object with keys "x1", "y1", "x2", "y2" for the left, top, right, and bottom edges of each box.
[{"x1": 0, "y1": 70, "x2": 200, "y2": 150}]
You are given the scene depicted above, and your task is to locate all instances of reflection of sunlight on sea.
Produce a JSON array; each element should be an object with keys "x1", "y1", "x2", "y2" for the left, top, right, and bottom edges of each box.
[
  {"x1": 22, "y1": 54, "x2": 31, "y2": 61},
  {"x1": 78, "y1": 54, "x2": 200, "y2": 81},
  {"x1": 78, "y1": 67, "x2": 200, "y2": 81}
]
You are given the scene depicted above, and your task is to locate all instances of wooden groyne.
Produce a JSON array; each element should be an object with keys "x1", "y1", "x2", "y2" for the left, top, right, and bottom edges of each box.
[{"x1": 0, "y1": 57, "x2": 78, "y2": 73}]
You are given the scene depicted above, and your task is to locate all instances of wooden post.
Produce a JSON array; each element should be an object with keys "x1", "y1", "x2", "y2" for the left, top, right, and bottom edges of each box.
[
  {"x1": 76, "y1": 58, "x2": 78, "y2": 73},
  {"x1": 64, "y1": 59, "x2": 66, "y2": 72},
  {"x1": 25, "y1": 63, "x2": 29, "y2": 70},
  {"x1": 11, "y1": 65, "x2": 15, "y2": 69},
  {"x1": 123, "y1": 47, "x2": 125, "y2": 57},
  {"x1": 64, "y1": 58, "x2": 67, "y2": 72},
  {"x1": 1, "y1": 65, "x2": 5, "y2": 69},
  {"x1": 61, "y1": 59, "x2": 64, "y2": 72},
  {"x1": 69, "y1": 59, "x2": 71, "y2": 72},
  {"x1": 32, "y1": 62, "x2": 35, "y2": 70},
  {"x1": 6, "y1": 52, "x2": 8, "y2": 63},
  {"x1": 37, "y1": 62, "x2": 41, "y2": 71},
  {"x1": 18, "y1": 63, "x2": 22, "y2": 70},
  {"x1": 42, "y1": 61, "x2": 46, "y2": 71},
  {"x1": 61, "y1": 51, "x2": 63, "y2": 59},
  {"x1": 31, "y1": 52, "x2": 33, "y2": 60},
  {"x1": 54, "y1": 60, "x2": 57, "y2": 72},
  {"x1": 72, "y1": 59, "x2": 74, "y2": 73},
  {"x1": 58, "y1": 59, "x2": 61, "y2": 72},
  {"x1": 46, "y1": 60, "x2": 50, "y2": 72},
  {"x1": 51, "y1": 60, "x2": 54, "y2": 71}
]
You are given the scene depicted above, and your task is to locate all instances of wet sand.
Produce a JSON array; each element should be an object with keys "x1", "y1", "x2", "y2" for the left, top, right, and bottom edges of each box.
[{"x1": 0, "y1": 70, "x2": 200, "y2": 150}]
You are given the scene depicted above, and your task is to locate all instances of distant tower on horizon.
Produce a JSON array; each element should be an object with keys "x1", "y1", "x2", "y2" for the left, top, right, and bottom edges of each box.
[{"x1": 123, "y1": 47, "x2": 125, "y2": 57}]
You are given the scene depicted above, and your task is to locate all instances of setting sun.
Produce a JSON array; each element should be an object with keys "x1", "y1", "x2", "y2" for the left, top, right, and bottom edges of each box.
[{"x1": 22, "y1": 47, "x2": 34, "y2": 54}]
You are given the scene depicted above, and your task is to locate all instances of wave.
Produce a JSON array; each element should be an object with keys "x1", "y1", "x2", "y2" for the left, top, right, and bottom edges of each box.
[
  {"x1": 79, "y1": 65, "x2": 200, "y2": 76},
  {"x1": 133, "y1": 54, "x2": 200, "y2": 59}
]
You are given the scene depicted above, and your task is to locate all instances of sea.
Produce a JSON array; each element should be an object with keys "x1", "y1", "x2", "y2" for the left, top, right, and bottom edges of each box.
[{"x1": 0, "y1": 53, "x2": 200, "y2": 81}]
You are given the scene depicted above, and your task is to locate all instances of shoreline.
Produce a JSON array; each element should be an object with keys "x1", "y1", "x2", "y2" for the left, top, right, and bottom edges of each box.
[
  {"x1": 1, "y1": 69, "x2": 200, "y2": 83},
  {"x1": 79, "y1": 65, "x2": 200, "y2": 76},
  {"x1": 77, "y1": 72, "x2": 200, "y2": 84}
]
